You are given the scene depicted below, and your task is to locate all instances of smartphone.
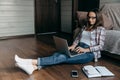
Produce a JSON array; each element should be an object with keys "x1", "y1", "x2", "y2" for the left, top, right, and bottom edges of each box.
[{"x1": 71, "y1": 70, "x2": 78, "y2": 78}]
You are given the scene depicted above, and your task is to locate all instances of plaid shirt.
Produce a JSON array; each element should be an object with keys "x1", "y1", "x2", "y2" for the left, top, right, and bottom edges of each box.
[{"x1": 73, "y1": 26, "x2": 106, "y2": 62}]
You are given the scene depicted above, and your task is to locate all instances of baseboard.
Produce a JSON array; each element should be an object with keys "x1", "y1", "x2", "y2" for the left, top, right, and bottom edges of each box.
[
  {"x1": 0, "y1": 34, "x2": 35, "y2": 40},
  {"x1": 102, "y1": 51, "x2": 120, "y2": 60}
]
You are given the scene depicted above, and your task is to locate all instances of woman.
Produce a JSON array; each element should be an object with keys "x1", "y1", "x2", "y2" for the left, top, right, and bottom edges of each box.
[{"x1": 15, "y1": 9, "x2": 106, "y2": 75}]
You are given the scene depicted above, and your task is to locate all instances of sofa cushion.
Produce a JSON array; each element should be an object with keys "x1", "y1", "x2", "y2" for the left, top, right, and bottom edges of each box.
[
  {"x1": 102, "y1": 13, "x2": 113, "y2": 30},
  {"x1": 76, "y1": 11, "x2": 113, "y2": 30},
  {"x1": 77, "y1": 11, "x2": 87, "y2": 23},
  {"x1": 76, "y1": 11, "x2": 87, "y2": 27}
]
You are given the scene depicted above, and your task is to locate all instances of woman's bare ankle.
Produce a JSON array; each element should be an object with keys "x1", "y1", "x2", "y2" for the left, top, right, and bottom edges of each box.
[
  {"x1": 32, "y1": 59, "x2": 38, "y2": 65},
  {"x1": 33, "y1": 65, "x2": 38, "y2": 70}
]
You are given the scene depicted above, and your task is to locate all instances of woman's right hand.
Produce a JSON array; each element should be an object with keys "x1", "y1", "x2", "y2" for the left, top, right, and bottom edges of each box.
[{"x1": 68, "y1": 45, "x2": 76, "y2": 51}]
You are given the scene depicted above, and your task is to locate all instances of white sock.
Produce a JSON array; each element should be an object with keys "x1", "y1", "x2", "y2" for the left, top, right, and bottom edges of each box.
[
  {"x1": 15, "y1": 54, "x2": 32, "y2": 64},
  {"x1": 16, "y1": 63, "x2": 36, "y2": 75}
]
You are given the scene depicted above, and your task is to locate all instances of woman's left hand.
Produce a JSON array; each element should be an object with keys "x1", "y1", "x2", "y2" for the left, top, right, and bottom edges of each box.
[
  {"x1": 74, "y1": 47, "x2": 90, "y2": 53},
  {"x1": 74, "y1": 47, "x2": 85, "y2": 53}
]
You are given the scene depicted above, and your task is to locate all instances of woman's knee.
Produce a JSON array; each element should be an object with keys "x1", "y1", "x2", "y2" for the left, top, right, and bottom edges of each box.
[
  {"x1": 58, "y1": 54, "x2": 67, "y2": 59},
  {"x1": 54, "y1": 54, "x2": 67, "y2": 62}
]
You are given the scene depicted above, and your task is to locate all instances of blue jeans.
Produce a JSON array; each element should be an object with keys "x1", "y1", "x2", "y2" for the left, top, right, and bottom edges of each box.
[{"x1": 37, "y1": 42, "x2": 94, "y2": 67}]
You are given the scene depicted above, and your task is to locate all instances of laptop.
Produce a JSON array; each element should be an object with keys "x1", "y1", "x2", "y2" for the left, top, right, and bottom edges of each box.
[{"x1": 53, "y1": 36, "x2": 84, "y2": 57}]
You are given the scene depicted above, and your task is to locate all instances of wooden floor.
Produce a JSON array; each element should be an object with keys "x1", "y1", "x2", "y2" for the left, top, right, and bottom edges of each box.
[{"x1": 0, "y1": 36, "x2": 120, "y2": 80}]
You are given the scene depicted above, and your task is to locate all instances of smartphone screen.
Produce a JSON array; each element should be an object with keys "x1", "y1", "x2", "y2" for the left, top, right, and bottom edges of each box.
[{"x1": 71, "y1": 70, "x2": 78, "y2": 78}]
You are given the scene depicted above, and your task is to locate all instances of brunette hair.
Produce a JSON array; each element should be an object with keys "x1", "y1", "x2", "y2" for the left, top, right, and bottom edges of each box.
[{"x1": 86, "y1": 9, "x2": 103, "y2": 29}]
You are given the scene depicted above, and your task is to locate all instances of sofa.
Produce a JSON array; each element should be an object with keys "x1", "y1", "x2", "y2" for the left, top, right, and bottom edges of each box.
[
  {"x1": 101, "y1": 3, "x2": 120, "y2": 60},
  {"x1": 73, "y1": 3, "x2": 120, "y2": 60}
]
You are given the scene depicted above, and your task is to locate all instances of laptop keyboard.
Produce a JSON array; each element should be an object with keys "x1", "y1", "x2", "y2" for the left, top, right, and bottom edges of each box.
[
  {"x1": 70, "y1": 51, "x2": 79, "y2": 55},
  {"x1": 70, "y1": 51, "x2": 85, "y2": 56}
]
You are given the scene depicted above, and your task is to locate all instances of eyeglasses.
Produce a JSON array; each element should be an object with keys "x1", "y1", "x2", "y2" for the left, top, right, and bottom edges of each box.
[{"x1": 88, "y1": 16, "x2": 96, "y2": 19}]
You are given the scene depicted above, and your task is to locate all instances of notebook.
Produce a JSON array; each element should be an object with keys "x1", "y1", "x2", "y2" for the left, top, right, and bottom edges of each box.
[
  {"x1": 82, "y1": 65, "x2": 115, "y2": 78},
  {"x1": 53, "y1": 36, "x2": 84, "y2": 57}
]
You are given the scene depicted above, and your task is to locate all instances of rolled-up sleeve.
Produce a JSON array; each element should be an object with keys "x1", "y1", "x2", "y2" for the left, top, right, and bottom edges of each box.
[{"x1": 90, "y1": 27, "x2": 106, "y2": 52}]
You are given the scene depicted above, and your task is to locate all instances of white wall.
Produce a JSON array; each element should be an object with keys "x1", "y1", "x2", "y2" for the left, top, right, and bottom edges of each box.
[
  {"x1": 100, "y1": 0, "x2": 120, "y2": 8},
  {"x1": 0, "y1": 0, "x2": 34, "y2": 37},
  {"x1": 61, "y1": 0, "x2": 72, "y2": 33}
]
